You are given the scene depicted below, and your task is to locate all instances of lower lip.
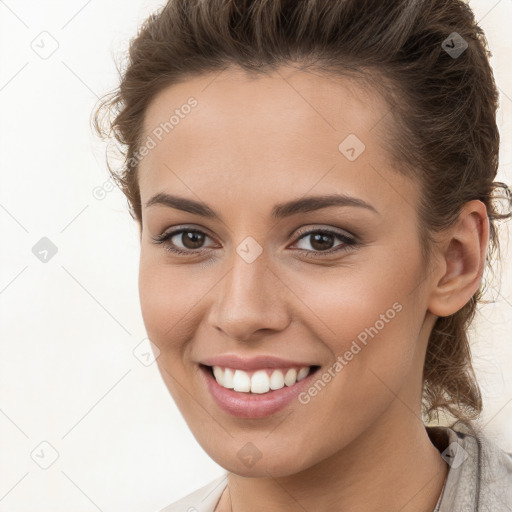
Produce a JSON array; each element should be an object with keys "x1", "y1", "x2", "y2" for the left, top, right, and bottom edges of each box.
[{"x1": 200, "y1": 365, "x2": 319, "y2": 419}]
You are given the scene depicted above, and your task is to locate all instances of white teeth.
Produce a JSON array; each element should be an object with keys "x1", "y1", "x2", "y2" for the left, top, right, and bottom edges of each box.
[
  {"x1": 213, "y1": 366, "x2": 224, "y2": 386},
  {"x1": 297, "y1": 367, "x2": 310, "y2": 381},
  {"x1": 269, "y1": 370, "x2": 285, "y2": 390},
  {"x1": 250, "y1": 370, "x2": 270, "y2": 394},
  {"x1": 284, "y1": 368, "x2": 297, "y2": 386},
  {"x1": 211, "y1": 365, "x2": 312, "y2": 394},
  {"x1": 223, "y1": 368, "x2": 235, "y2": 389},
  {"x1": 233, "y1": 369, "x2": 251, "y2": 392}
]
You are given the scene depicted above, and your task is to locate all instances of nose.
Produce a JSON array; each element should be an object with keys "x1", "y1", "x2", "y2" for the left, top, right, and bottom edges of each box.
[{"x1": 207, "y1": 251, "x2": 291, "y2": 342}]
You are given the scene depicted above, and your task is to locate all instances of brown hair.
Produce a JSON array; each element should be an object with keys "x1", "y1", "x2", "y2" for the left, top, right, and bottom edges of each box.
[{"x1": 93, "y1": 0, "x2": 512, "y2": 425}]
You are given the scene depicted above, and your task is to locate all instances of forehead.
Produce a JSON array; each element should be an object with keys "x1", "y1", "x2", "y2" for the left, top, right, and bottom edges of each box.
[
  {"x1": 138, "y1": 65, "x2": 417, "y2": 218},
  {"x1": 141, "y1": 65, "x2": 390, "y2": 151}
]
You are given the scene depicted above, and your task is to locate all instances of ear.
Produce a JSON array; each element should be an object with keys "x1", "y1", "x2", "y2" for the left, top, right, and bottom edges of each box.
[{"x1": 427, "y1": 200, "x2": 489, "y2": 318}]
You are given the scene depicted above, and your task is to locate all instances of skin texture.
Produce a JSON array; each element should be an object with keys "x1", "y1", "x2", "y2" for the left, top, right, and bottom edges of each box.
[{"x1": 136, "y1": 65, "x2": 489, "y2": 512}]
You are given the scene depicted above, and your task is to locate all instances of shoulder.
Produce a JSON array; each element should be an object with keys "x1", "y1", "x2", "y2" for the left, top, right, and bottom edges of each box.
[
  {"x1": 471, "y1": 424, "x2": 512, "y2": 511},
  {"x1": 427, "y1": 422, "x2": 512, "y2": 511},
  {"x1": 157, "y1": 473, "x2": 229, "y2": 512}
]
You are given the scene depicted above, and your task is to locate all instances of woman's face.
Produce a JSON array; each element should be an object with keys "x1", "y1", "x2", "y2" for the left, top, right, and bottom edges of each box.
[{"x1": 137, "y1": 65, "x2": 438, "y2": 476}]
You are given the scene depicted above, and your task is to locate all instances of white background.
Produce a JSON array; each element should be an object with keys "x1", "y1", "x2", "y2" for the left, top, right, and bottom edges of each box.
[{"x1": 0, "y1": 1, "x2": 511, "y2": 510}]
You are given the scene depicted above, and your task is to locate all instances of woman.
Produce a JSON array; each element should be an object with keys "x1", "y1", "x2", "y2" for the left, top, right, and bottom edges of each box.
[{"x1": 94, "y1": 0, "x2": 512, "y2": 510}]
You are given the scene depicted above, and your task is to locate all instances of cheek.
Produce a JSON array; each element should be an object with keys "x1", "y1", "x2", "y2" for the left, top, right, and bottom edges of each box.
[
  {"x1": 138, "y1": 256, "x2": 205, "y2": 407},
  {"x1": 138, "y1": 258, "x2": 173, "y2": 344},
  {"x1": 286, "y1": 250, "x2": 422, "y2": 402},
  {"x1": 281, "y1": 274, "x2": 420, "y2": 465},
  {"x1": 282, "y1": 252, "x2": 417, "y2": 348},
  {"x1": 138, "y1": 253, "x2": 207, "y2": 350},
  {"x1": 138, "y1": 265, "x2": 188, "y2": 368}
]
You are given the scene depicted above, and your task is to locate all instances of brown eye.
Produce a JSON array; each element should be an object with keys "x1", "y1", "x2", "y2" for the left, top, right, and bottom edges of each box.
[
  {"x1": 308, "y1": 232, "x2": 336, "y2": 251},
  {"x1": 152, "y1": 226, "x2": 358, "y2": 259},
  {"x1": 293, "y1": 228, "x2": 356, "y2": 255},
  {"x1": 152, "y1": 228, "x2": 215, "y2": 255},
  {"x1": 179, "y1": 231, "x2": 206, "y2": 250}
]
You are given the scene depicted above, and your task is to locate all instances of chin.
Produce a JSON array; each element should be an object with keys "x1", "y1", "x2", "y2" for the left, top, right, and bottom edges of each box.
[
  {"x1": 197, "y1": 435, "x2": 321, "y2": 478},
  {"x1": 213, "y1": 453, "x2": 308, "y2": 478}
]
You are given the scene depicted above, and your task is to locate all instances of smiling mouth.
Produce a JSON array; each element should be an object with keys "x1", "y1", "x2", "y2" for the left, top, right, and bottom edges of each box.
[{"x1": 201, "y1": 364, "x2": 321, "y2": 394}]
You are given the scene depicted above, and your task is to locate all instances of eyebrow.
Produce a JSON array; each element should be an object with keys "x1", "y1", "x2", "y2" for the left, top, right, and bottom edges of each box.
[{"x1": 144, "y1": 192, "x2": 379, "y2": 220}]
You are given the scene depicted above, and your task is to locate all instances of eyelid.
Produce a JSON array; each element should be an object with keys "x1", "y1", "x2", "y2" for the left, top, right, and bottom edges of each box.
[
  {"x1": 155, "y1": 224, "x2": 215, "y2": 242},
  {"x1": 292, "y1": 225, "x2": 356, "y2": 241}
]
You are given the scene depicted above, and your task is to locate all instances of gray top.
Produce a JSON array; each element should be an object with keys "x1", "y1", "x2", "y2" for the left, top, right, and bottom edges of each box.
[{"x1": 158, "y1": 422, "x2": 512, "y2": 511}]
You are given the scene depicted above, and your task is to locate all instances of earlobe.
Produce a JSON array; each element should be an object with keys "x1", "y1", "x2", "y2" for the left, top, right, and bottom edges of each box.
[{"x1": 428, "y1": 200, "x2": 489, "y2": 318}]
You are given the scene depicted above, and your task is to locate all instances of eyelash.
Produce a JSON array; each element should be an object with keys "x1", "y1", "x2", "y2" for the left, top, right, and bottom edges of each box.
[{"x1": 152, "y1": 226, "x2": 358, "y2": 260}]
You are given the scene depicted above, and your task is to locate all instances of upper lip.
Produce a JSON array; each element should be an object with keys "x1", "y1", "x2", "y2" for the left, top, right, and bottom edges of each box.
[{"x1": 200, "y1": 354, "x2": 317, "y2": 371}]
